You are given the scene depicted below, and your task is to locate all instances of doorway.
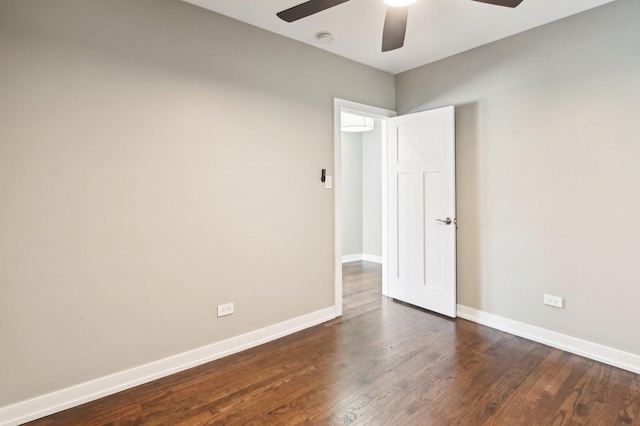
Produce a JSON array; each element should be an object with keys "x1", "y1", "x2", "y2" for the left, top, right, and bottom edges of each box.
[
  {"x1": 333, "y1": 99, "x2": 457, "y2": 318},
  {"x1": 333, "y1": 99, "x2": 396, "y2": 316},
  {"x1": 340, "y1": 114, "x2": 383, "y2": 266}
]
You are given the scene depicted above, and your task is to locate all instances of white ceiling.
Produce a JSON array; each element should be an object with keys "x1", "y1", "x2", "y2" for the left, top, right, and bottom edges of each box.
[{"x1": 183, "y1": 0, "x2": 616, "y2": 74}]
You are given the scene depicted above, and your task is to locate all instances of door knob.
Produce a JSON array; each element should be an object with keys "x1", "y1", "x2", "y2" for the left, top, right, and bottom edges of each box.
[{"x1": 436, "y1": 217, "x2": 452, "y2": 225}]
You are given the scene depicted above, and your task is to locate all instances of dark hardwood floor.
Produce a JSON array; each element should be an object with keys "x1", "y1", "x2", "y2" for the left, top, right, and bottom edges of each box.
[{"x1": 29, "y1": 261, "x2": 640, "y2": 425}]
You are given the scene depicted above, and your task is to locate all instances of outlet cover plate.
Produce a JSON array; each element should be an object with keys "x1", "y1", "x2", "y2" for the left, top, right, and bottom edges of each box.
[
  {"x1": 217, "y1": 302, "x2": 234, "y2": 317},
  {"x1": 543, "y1": 294, "x2": 563, "y2": 308}
]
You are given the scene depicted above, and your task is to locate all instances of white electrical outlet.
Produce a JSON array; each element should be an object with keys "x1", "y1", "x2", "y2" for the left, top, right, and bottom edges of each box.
[
  {"x1": 217, "y1": 302, "x2": 234, "y2": 317},
  {"x1": 543, "y1": 294, "x2": 563, "y2": 308}
]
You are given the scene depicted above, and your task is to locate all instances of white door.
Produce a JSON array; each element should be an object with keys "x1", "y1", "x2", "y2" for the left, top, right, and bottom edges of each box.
[{"x1": 387, "y1": 106, "x2": 456, "y2": 317}]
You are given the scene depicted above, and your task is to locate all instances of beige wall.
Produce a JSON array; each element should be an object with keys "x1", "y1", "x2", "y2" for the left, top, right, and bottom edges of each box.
[
  {"x1": 0, "y1": 0, "x2": 394, "y2": 406},
  {"x1": 341, "y1": 132, "x2": 364, "y2": 256},
  {"x1": 362, "y1": 121, "x2": 383, "y2": 258},
  {"x1": 397, "y1": 0, "x2": 640, "y2": 355}
]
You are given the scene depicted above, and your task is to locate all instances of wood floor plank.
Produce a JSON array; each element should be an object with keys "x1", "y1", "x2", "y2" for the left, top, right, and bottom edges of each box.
[
  {"x1": 551, "y1": 361, "x2": 635, "y2": 426},
  {"x1": 618, "y1": 373, "x2": 640, "y2": 425},
  {"x1": 26, "y1": 261, "x2": 640, "y2": 425},
  {"x1": 483, "y1": 350, "x2": 578, "y2": 425}
]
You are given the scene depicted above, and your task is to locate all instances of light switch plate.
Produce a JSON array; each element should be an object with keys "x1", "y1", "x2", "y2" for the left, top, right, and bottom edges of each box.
[{"x1": 325, "y1": 176, "x2": 332, "y2": 189}]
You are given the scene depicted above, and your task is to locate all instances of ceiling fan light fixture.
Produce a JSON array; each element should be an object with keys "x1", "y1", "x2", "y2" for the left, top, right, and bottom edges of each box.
[{"x1": 383, "y1": 0, "x2": 418, "y2": 7}]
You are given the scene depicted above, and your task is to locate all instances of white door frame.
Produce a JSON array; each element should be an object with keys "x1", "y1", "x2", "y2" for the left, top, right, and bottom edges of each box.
[{"x1": 333, "y1": 98, "x2": 396, "y2": 316}]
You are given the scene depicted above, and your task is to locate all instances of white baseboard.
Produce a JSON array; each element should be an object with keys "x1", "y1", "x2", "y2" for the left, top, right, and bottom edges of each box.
[
  {"x1": 0, "y1": 307, "x2": 337, "y2": 426},
  {"x1": 341, "y1": 254, "x2": 363, "y2": 263},
  {"x1": 341, "y1": 254, "x2": 383, "y2": 264},
  {"x1": 457, "y1": 305, "x2": 640, "y2": 375},
  {"x1": 362, "y1": 254, "x2": 383, "y2": 264}
]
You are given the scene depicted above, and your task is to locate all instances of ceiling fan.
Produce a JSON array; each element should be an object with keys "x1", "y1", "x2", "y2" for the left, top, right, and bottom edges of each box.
[{"x1": 277, "y1": 0, "x2": 525, "y2": 52}]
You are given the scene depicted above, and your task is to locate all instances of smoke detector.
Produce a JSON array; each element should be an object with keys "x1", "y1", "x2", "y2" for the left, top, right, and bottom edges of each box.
[{"x1": 316, "y1": 32, "x2": 335, "y2": 45}]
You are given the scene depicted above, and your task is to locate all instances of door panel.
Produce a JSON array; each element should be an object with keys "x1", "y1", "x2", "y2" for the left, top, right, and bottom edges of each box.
[
  {"x1": 397, "y1": 121, "x2": 443, "y2": 162},
  {"x1": 388, "y1": 106, "x2": 456, "y2": 318},
  {"x1": 424, "y1": 171, "x2": 444, "y2": 291},
  {"x1": 397, "y1": 173, "x2": 415, "y2": 283}
]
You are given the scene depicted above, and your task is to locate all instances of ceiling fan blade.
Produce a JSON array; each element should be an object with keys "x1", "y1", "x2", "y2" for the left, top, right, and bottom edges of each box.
[
  {"x1": 277, "y1": 0, "x2": 351, "y2": 22},
  {"x1": 471, "y1": 0, "x2": 524, "y2": 8},
  {"x1": 382, "y1": 6, "x2": 408, "y2": 52}
]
